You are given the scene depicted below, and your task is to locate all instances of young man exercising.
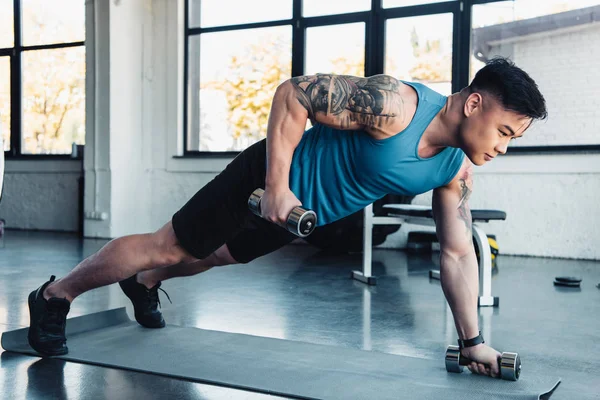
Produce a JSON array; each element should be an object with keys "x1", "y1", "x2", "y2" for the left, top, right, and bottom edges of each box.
[{"x1": 28, "y1": 57, "x2": 547, "y2": 378}]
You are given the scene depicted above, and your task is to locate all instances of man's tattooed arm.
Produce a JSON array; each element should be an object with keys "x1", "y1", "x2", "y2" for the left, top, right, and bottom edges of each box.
[
  {"x1": 456, "y1": 161, "x2": 474, "y2": 235},
  {"x1": 289, "y1": 74, "x2": 406, "y2": 130}
]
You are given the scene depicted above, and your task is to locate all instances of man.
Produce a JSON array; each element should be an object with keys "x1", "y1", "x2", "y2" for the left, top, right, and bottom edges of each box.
[{"x1": 28, "y1": 57, "x2": 547, "y2": 378}]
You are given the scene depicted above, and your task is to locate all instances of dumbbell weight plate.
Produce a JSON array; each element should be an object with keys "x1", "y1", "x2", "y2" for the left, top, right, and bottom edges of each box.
[
  {"x1": 500, "y1": 352, "x2": 521, "y2": 381},
  {"x1": 248, "y1": 189, "x2": 264, "y2": 216},
  {"x1": 553, "y1": 280, "x2": 580, "y2": 287},
  {"x1": 445, "y1": 345, "x2": 463, "y2": 373},
  {"x1": 287, "y1": 207, "x2": 317, "y2": 237},
  {"x1": 555, "y1": 276, "x2": 582, "y2": 283}
]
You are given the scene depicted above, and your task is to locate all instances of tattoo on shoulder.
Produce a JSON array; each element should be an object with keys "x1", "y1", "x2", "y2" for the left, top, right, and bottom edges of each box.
[
  {"x1": 290, "y1": 74, "x2": 406, "y2": 128},
  {"x1": 457, "y1": 161, "x2": 473, "y2": 234}
]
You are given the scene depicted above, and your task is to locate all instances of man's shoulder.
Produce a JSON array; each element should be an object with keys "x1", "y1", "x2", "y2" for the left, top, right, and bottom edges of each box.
[{"x1": 440, "y1": 155, "x2": 472, "y2": 189}]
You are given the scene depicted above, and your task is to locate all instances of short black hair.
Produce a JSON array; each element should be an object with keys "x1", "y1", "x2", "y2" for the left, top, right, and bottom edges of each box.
[{"x1": 468, "y1": 57, "x2": 548, "y2": 120}]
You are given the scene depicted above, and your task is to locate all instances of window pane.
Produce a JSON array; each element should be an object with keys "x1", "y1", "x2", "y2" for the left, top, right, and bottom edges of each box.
[
  {"x1": 187, "y1": 27, "x2": 292, "y2": 151},
  {"x1": 383, "y1": 0, "x2": 453, "y2": 8},
  {"x1": 305, "y1": 23, "x2": 366, "y2": 76},
  {"x1": 0, "y1": 0, "x2": 14, "y2": 48},
  {"x1": 189, "y1": 0, "x2": 292, "y2": 28},
  {"x1": 303, "y1": 0, "x2": 371, "y2": 17},
  {"x1": 385, "y1": 14, "x2": 453, "y2": 95},
  {"x1": 22, "y1": 0, "x2": 85, "y2": 46},
  {"x1": 0, "y1": 57, "x2": 9, "y2": 151},
  {"x1": 471, "y1": 1, "x2": 600, "y2": 147},
  {"x1": 22, "y1": 47, "x2": 86, "y2": 155}
]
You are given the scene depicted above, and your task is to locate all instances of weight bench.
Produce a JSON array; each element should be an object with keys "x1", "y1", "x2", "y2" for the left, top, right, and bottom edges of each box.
[{"x1": 352, "y1": 204, "x2": 506, "y2": 307}]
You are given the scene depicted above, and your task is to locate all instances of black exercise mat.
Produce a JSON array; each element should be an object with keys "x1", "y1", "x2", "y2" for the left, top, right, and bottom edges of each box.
[{"x1": 2, "y1": 308, "x2": 560, "y2": 400}]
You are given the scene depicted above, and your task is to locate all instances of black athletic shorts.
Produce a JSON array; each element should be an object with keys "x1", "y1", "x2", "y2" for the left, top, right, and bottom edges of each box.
[{"x1": 171, "y1": 139, "x2": 297, "y2": 263}]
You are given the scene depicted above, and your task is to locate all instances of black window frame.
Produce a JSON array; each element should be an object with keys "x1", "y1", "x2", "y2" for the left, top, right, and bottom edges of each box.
[
  {"x1": 1, "y1": 0, "x2": 85, "y2": 160},
  {"x1": 183, "y1": 0, "x2": 600, "y2": 157}
]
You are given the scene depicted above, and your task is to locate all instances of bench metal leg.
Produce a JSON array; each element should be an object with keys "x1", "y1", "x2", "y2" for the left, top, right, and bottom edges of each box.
[
  {"x1": 473, "y1": 224, "x2": 499, "y2": 307},
  {"x1": 429, "y1": 224, "x2": 499, "y2": 307},
  {"x1": 352, "y1": 204, "x2": 377, "y2": 285}
]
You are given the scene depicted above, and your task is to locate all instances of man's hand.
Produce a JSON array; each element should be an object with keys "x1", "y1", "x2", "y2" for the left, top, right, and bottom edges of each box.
[
  {"x1": 260, "y1": 187, "x2": 302, "y2": 227},
  {"x1": 460, "y1": 344, "x2": 503, "y2": 378}
]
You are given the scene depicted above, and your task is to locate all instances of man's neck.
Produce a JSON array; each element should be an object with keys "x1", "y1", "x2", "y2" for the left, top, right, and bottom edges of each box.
[{"x1": 421, "y1": 92, "x2": 464, "y2": 151}]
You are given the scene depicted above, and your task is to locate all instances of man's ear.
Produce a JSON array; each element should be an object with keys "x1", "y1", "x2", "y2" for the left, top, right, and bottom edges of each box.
[{"x1": 464, "y1": 92, "x2": 482, "y2": 117}]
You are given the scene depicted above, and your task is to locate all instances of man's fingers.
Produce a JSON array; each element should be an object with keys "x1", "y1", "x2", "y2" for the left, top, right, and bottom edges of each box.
[
  {"x1": 490, "y1": 353, "x2": 502, "y2": 377},
  {"x1": 490, "y1": 363, "x2": 500, "y2": 378},
  {"x1": 477, "y1": 363, "x2": 487, "y2": 375},
  {"x1": 462, "y1": 349, "x2": 503, "y2": 378},
  {"x1": 469, "y1": 362, "x2": 478, "y2": 374}
]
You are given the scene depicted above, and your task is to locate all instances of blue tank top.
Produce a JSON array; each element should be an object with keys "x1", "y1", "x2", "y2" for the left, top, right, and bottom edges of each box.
[{"x1": 288, "y1": 81, "x2": 465, "y2": 226}]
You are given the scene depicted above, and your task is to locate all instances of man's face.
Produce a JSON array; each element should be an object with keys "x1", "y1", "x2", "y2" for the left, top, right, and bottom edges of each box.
[{"x1": 459, "y1": 92, "x2": 532, "y2": 166}]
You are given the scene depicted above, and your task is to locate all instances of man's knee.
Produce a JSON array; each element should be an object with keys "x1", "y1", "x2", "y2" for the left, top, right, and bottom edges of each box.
[{"x1": 150, "y1": 221, "x2": 198, "y2": 266}]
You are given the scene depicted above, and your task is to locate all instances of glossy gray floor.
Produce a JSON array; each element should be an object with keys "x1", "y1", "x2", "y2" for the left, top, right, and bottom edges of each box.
[{"x1": 0, "y1": 230, "x2": 598, "y2": 400}]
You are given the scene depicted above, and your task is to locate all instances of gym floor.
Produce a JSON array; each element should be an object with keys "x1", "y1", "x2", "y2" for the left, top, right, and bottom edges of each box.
[{"x1": 0, "y1": 230, "x2": 598, "y2": 400}]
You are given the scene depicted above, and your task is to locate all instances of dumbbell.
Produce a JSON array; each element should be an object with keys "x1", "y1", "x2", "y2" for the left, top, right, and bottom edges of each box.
[
  {"x1": 248, "y1": 188, "x2": 317, "y2": 237},
  {"x1": 445, "y1": 345, "x2": 521, "y2": 381}
]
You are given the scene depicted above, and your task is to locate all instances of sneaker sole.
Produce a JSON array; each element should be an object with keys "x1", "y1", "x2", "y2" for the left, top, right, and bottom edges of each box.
[
  {"x1": 27, "y1": 289, "x2": 68, "y2": 356},
  {"x1": 135, "y1": 316, "x2": 166, "y2": 329}
]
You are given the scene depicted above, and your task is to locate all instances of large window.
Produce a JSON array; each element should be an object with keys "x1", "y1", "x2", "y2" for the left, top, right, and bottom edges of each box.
[
  {"x1": 185, "y1": 0, "x2": 600, "y2": 154},
  {"x1": 1, "y1": 0, "x2": 85, "y2": 157},
  {"x1": 185, "y1": 0, "x2": 459, "y2": 154},
  {"x1": 472, "y1": 0, "x2": 600, "y2": 149}
]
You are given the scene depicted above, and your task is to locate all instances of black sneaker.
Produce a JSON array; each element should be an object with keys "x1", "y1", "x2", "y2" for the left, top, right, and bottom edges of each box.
[
  {"x1": 119, "y1": 274, "x2": 171, "y2": 328},
  {"x1": 27, "y1": 275, "x2": 71, "y2": 356}
]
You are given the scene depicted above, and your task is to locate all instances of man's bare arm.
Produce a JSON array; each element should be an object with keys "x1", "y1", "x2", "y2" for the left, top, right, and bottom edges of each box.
[
  {"x1": 265, "y1": 80, "x2": 310, "y2": 192},
  {"x1": 432, "y1": 159, "x2": 480, "y2": 340}
]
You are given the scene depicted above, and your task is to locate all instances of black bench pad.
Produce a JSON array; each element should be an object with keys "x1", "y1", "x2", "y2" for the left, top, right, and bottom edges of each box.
[{"x1": 383, "y1": 205, "x2": 506, "y2": 222}]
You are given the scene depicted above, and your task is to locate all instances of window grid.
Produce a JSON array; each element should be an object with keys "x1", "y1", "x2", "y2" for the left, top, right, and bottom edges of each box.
[
  {"x1": 2, "y1": 0, "x2": 85, "y2": 159},
  {"x1": 184, "y1": 0, "x2": 464, "y2": 155}
]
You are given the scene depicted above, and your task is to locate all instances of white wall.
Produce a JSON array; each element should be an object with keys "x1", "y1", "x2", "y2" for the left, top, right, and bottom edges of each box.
[
  {"x1": 82, "y1": 0, "x2": 153, "y2": 238},
  {"x1": 0, "y1": 160, "x2": 81, "y2": 232},
  {"x1": 83, "y1": 0, "x2": 111, "y2": 238},
  {"x1": 107, "y1": 0, "x2": 152, "y2": 236}
]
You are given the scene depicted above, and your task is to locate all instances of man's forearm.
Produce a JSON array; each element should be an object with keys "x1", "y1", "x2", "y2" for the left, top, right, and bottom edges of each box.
[
  {"x1": 439, "y1": 251, "x2": 480, "y2": 340},
  {"x1": 265, "y1": 80, "x2": 309, "y2": 191}
]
